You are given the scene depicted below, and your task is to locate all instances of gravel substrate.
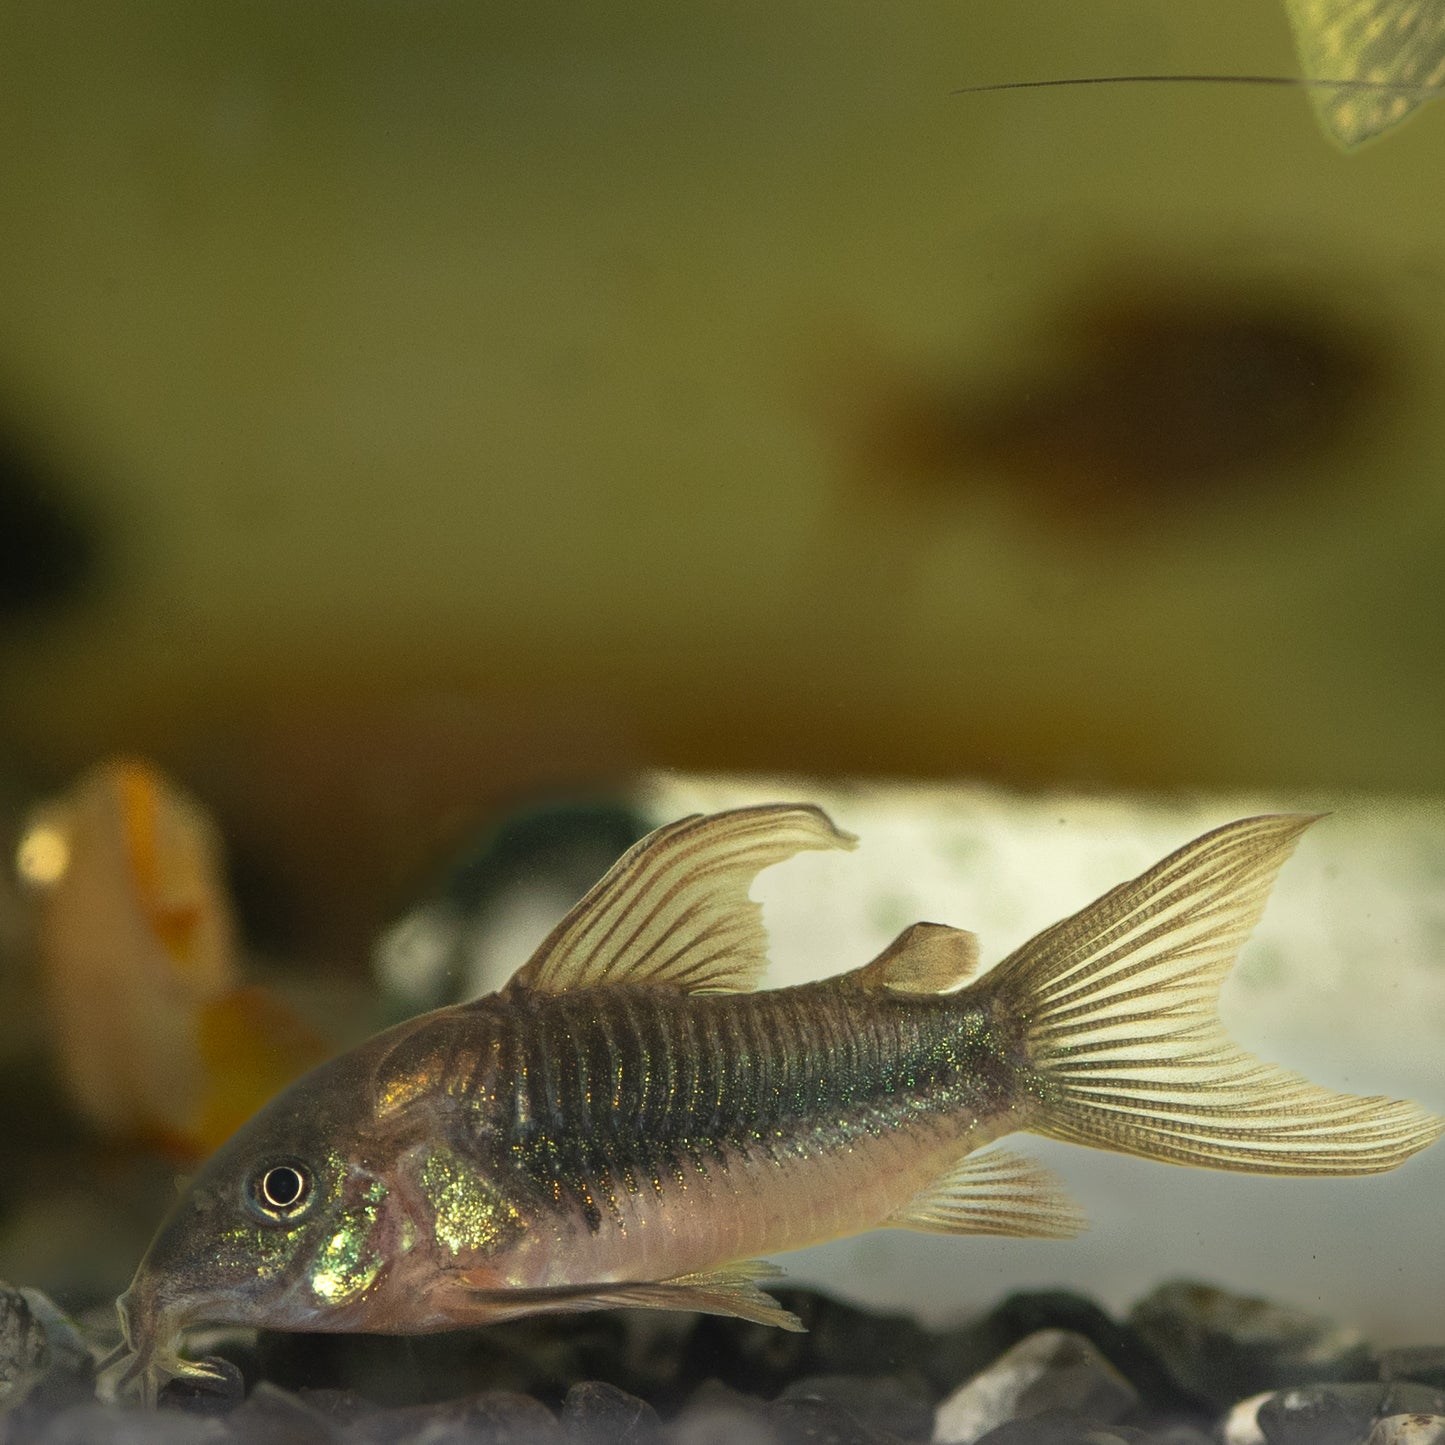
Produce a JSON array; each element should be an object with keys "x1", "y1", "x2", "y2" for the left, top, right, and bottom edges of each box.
[{"x1": 0, "y1": 1278, "x2": 1441, "y2": 1444}]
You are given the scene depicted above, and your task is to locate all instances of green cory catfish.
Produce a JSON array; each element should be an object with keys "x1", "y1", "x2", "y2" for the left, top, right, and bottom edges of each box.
[{"x1": 113, "y1": 807, "x2": 1443, "y2": 1398}]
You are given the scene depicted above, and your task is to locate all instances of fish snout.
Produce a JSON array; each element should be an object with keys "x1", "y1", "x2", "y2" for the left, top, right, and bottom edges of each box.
[{"x1": 118, "y1": 1268, "x2": 179, "y2": 1343}]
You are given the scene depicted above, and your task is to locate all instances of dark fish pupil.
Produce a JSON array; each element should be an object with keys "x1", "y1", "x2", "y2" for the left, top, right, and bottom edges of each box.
[{"x1": 260, "y1": 1165, "x2": 307, "y2": 1211}]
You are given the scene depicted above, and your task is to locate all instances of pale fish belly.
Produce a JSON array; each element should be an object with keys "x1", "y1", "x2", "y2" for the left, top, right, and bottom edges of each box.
[{"x1": 492, "y1": 982, "x2": 1022, "y2": 1288}]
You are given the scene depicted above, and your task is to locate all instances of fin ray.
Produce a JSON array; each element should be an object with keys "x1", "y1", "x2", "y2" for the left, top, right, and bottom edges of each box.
[
  {"x1": 887, "y1": 1146, "x2": 1086, "y2": 1239},
  {"x1": 507, "y1": 805, "x2": 856, "y2": 995},
  {"x1": 458, "y1": 1259, "x2": 803, "y2": 1330},
  {"x1": 582, "y1": 1261, "x2": 805, "y2": 1330},
  {"x1": 983, "y1": 814, "x2": 1445, "y2": 1175}
]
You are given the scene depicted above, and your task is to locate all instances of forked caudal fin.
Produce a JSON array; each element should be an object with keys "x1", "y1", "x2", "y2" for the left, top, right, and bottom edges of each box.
[{"x1": 980, "y1": 815, "x2": 1445, "y2": 1175}]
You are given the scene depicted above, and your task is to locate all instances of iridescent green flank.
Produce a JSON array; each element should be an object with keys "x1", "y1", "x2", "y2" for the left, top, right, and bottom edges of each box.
[{"x1": 420, "y1": 1144, "x2": 520, "y2": 1257}]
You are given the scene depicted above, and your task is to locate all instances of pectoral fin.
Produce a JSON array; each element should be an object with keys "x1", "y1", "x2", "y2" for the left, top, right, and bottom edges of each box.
[
  {"x1": 887, "y1": 1147, "x2": 1086, "y2": 1239},
  {"x1": 579, "y1": 1261, "x2": 805, "y2": 1330},
  {"x1": 458, "y1": 1259, "x2": 804, "y2": 1331}
]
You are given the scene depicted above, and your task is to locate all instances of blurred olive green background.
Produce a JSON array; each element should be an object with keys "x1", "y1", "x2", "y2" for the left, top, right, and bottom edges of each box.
[{"x1": 1, "y1": 0, "x2": 1443, "y2": 951}]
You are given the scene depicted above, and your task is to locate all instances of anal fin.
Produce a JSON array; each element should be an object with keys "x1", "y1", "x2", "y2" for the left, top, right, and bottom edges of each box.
[{"x1": 886, "y1": 1147, "x2": 1086, "y2": 1240}]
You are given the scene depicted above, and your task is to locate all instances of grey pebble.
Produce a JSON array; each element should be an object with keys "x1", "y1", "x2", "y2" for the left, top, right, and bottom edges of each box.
[
  {"x1": 1138, "y1": 1429, "x2": 1212, "y2": 1445},
  {"x1": 933, "y1": 1330, "x2": 1139, "y2": 1445},
  {"x1": 349, "y1": 1391, "x2": 561, "y2": 1445},
  {"x1": 219, "y1": 1381, "x2": 341, "y2": 1445},
  {"x1": 1365, "y1": 1417, "x2": 1445, "y2": 1445},
  {"x1": 561, "y1": 1380, "x2": 660, "y2": 1445},
  {"x1": 19, "y1": 1292, "x2": 94, "y2": 1376},
  {"x1": 1220, "y1": 1392, "x2": 1271, "y2": 1445},
  {"x1": 0, "y1": 1284, "x2": 50, "y2": 1407},
  {"x1": 946, "y1": 1293, "x2": 1189, "y2": 1416},
  {"x1": 670, "y1": 1383, "x2": 781, "y2": 1445},
  {"x1": 218, "y1": 1381, "x2": 344, "y2": 1444},
  {"x1": 1256, "y1": 1382, "x2": 1445, "y2": 1445},
  {"x1": 292, "y1": 1387, "x2": 385, "y2": 1427},
  {"x1": 670, "y1": 1406, "x2": 783, "y2": 1445},
  {"x1": 767, "y1": 1396, "x2": 909, "y2": 1445},
  {"x1": 777, "y1": 1374, "x2": 933, "y2": 1441},
  {"x1": 680, "y1": 1291, "x2": 934, "y2": 1402},
  {"x1": 1128, "y1": 1281, "x2": 1371, "y2": 1411},
  {"x1": 0, "y1": 1287, "x2": 98, "y2": 1419},
  {"x1": 968, "y1": 1408, "x2": 1143, "y2": 1444}
]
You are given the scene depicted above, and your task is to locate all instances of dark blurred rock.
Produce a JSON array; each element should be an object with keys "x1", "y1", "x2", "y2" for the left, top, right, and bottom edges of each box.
[
  {"x1": 560, "y1": 1381, "x2": 660, "y2": 1445},
  {"x1": 258, "y1": 1312, "x2": 676, "y2": 1410},
  {"x1": 3, "y1": 1289, "x2": 97, "y2": 1413},
  {"x1": 260, "y1": 1318, "x2": 634, "y2": 1407},
  {"x1": 218, "y1": 1382, "x2": 343, "y2": 1444},
  {"x1": 667, "y1": 1414, "x2": 783, "y2": 1445},
  {"x1": 610, "y1": 1316, "x2": 697, "y2": 1402},
  {"x1": 678, "y1": 1312, "x2": 808, "y2": 1399},
  {"x1": 969, "y1": 1408, "x2": 1144, "y2": 1444},
  {"x1": 0, "y1": 1283, "x2": 51, "y2": 1408},
  {"x1": 1365, "y1": 1417, "x2": 1445, "y2": 1445},
  {"x1": 1128, "y1": 1281, "x2": 1373, "y2": 1410},
  {"x1": 0, "y1": 426, "x2": 99, "y2": 624},
  {"x1": 1256, "y1": 1382, "x2": 1445, "y2": 1445},
  {"x1": 934, "y1": 1292, "x2": 1192, "y2": 1413},
  {"x1": 350, "y1": 1391, "x2": 560, "y2": 1445},
  {"x1": 5, "y1": 1279, "x2": 1439, "y2": 1445},
  {"x1": 766, "y1": 1396, "x2": 908, "y2": 1444},
  {"x1": 670, "y1": 1383, "x2": 781, "y2": 1445},
  {"x1": 1380, "y1": 1351, "x2": 1445, "y2": 1392},
  {"x1": 294, "y1": 1388, "x2": 386, "y2": 1427},
  {"x1": 678, "y1": 1291, "x2": 931, "y2": 1400},
  {"x1": 777, "y1": 1375, "x2": 932, "y2": 1441},
  {"x1": 375, "y1": 798, "x2": 650, "y2": 1013},
  {"x1": 933, "y1": 1330, "x2": 1139, "y2": 1445}
]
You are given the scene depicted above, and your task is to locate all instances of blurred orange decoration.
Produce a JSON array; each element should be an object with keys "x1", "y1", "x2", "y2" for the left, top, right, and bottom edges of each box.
[{"x1": 15, "y1": 758, "x2": 329, "y2": 1159}]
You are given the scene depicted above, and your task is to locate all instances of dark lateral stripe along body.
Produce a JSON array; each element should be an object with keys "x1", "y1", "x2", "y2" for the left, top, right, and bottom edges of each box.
[{"x1": 488, "y1": 983, "x2": 1013, "y2": 1231}]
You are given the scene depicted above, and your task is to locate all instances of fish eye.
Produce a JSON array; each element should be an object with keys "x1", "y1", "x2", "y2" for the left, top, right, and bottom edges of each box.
[{"x1": 248, "y1": 1161, "x2": 313, "y2": 1220}]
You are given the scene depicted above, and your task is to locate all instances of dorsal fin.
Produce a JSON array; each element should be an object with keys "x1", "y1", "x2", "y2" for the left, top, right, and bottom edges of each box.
[
  {"x1": 505, "y1": 804, "x2": 857, "y2": 995},
  {"x1": 853, "y1": 921, "x2": 979, "y2": 995}
]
